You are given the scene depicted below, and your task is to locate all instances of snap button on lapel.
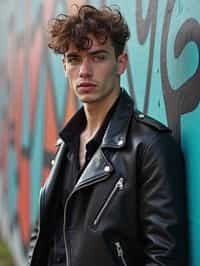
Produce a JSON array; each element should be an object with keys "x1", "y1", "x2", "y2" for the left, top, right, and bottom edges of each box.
[
  {"x1": 51, "y1": 159, "x2": 55, "y2": 166},
  {"x1": 104, "y1": 166, "x2": 111, "y2": 173},
  {"x1": 55, "y1": 138, "x2": 63, "y2": 147},
  {"x1": 138, "y1": 113, "x2": 145, "y2": 119},
  {"x1": 118, "y1": 140, "x2": 123, "y2": 145}
]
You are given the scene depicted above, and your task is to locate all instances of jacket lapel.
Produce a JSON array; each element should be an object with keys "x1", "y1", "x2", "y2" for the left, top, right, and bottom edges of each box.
[{"x1": 74, "y1": 148, "x2": 113, "y2": 189}]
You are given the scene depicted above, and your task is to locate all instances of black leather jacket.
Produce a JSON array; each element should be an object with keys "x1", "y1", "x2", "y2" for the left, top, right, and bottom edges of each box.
[{"x1": 29, "y1": 90, "x2": 186, "y2": 266}]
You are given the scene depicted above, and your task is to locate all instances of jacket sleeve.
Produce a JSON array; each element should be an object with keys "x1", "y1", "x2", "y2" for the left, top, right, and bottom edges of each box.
[{"x1": 139, "y1": 132, "x2": 187, "y2": 266}]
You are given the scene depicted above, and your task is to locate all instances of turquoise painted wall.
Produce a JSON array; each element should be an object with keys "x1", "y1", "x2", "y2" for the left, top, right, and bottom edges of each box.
[{"x1": 0, "y1": 0, "x2": 199, "y2": 265}]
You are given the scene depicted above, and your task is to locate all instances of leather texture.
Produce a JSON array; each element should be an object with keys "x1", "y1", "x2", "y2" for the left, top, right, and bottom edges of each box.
[{"x1": 28, "y1": 90, "x2": 186, "y2": 266}]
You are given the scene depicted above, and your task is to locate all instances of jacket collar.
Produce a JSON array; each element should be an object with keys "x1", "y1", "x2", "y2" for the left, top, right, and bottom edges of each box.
[
  {"x1": 59, "y1": 106, "x2": 86, "y2": 143},
  {"x1": 59, "y1": 89, "x2": 134, "y2": 149},
  {"x1": 101, "y1": 89, "x2": 134, "y2": 149}
]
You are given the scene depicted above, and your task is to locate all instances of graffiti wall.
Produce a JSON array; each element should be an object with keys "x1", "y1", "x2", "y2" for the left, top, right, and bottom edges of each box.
[{"x1": 0, "y1": 0, "x2": 199, "y2": 265}]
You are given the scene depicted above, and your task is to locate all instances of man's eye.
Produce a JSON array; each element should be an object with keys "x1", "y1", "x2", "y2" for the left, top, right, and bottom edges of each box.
[
  {"x1": 68, "y1": 57, "x2": 81, "y2": 64},
  {"x1": 93, "y1": 54, "x2": 106, "y2": 62}
]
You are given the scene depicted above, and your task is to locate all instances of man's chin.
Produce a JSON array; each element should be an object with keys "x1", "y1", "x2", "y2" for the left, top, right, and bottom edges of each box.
[
  {"x1": 80, "y1": 98, "x2": 97, "y2": 104},
  {"x1": 77, "y1": 92, "x2": 96, "y2": 102},
  {"x1": 79, "y1": 96, "x2": 102, "y2": 105}
]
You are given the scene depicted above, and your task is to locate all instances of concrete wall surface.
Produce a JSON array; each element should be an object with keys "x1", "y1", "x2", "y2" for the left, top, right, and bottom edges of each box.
[{"x1": 0, "y1": 0, "x2": 199, "y2": 265}]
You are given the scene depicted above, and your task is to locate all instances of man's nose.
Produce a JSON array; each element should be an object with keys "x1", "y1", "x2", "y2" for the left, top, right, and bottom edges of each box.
[{"x1": 79, "y1": 58, "x2": 92, "y2": 78}]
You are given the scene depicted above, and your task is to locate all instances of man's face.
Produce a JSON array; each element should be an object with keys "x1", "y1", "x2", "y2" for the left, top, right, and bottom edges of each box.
[{"x1": 63, "y1": 35, "x2": 128, "y2": 105}]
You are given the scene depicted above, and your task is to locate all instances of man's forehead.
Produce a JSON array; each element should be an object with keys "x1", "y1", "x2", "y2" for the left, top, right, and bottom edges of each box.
[{"x1": 66, "y1": 36, "x2": 113, "y2": 55}]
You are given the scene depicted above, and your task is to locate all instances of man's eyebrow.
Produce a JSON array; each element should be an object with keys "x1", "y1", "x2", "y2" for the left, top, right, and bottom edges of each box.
[
  {"x1": 88, "y1": 49, "x2": 109, "y2": 55},
  {"x1": 66, "y1": 52, "x2": 80, "y2": 58},
  {"x1": 65, "y1": 49, "x2": 109, "y2": 59}
]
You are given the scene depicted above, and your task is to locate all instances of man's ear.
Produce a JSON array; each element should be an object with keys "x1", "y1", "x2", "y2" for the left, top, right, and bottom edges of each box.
[
  {"x1": 62, "y1": 57, "x2": 67, "y2": 76},
  {"x1": 117, "y1": 52, "x2": 128, "y2": 75}
]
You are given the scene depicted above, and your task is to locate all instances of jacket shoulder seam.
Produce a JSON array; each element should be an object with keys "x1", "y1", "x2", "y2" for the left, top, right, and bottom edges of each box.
[{"x1": 134, "y1": 110, "x2": 171, "y2": 132}]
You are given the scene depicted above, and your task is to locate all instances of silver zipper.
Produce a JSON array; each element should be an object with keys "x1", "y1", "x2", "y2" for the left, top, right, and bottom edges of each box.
[
  {"x1": 93, "y1": 177, "x2": 124, "y2": 226},
  {"x1": 115, "y1": 241, "x2": 128, "y2": 266}
]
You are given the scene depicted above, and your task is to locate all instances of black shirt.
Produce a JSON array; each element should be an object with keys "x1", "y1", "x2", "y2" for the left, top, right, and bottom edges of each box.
[{"x1": 48, "y1": 94, "x2": 120, "y2": 266}]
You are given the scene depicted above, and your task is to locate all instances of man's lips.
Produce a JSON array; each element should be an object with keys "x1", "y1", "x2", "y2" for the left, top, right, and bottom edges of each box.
[
  {"x1": 77, "y1": 82, "x2": 97, "y2": 93},
  {"x1": 78, "y1": 82, "x2": 96, "y2": 88}
]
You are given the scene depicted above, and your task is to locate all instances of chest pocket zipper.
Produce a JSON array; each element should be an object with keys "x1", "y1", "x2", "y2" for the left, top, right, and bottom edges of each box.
[
  {"x1": 115, "y1": 241, "x2": 128, "y2": 266},
  {"x1": 93, "y1": 177, "x2": 124, "y2": 226}
]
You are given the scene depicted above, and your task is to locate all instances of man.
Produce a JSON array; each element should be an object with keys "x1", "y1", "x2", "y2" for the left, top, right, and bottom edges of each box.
[{"x1": 29, "y1": 5, "x2": 186, "y2": 266}]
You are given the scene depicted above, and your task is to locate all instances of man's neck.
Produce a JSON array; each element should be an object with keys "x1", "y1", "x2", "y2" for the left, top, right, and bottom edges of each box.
[{"x1": 82, "y1": 88, "x2": 120, "y2": 141}]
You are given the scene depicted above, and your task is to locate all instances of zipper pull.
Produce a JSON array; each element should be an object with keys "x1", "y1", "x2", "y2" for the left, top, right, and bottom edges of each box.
[
  {"x1": 116, "y1": 177, "x2": 124, "y2": 190},
  {"x1": 115, "y1": 241, "x2": 123, "y2": 257},
  {"x1": 115, "y1": 241, "x2": 128, "y2": 266}
]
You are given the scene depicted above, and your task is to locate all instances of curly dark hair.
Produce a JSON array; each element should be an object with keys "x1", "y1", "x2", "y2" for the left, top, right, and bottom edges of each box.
[{"x1": 47, "y1": 5, "x2": 130, "y2": 57}]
